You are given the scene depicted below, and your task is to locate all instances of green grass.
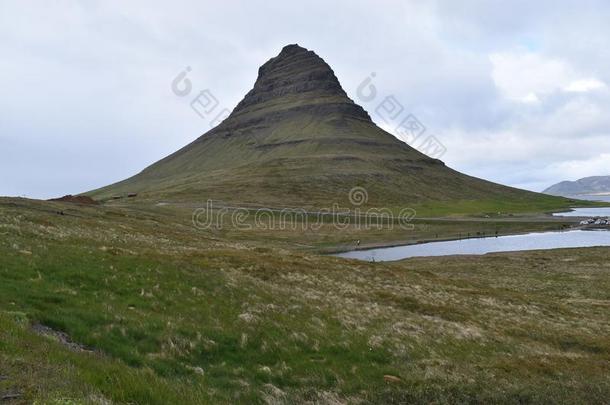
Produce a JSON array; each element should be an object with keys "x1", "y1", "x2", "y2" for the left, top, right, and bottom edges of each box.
[
  {"x1": 0, "y1": 311, "x2": 210, "y2": 404},
  {"x1": 142, "y1": 201, "x2": 580, "y2": 253},
  {"x1": 407, "y1": 195, "x2": 606, "y2": 217},
  {"x1": 1, "y1": 197, "x2": 609, "y2": 403}
]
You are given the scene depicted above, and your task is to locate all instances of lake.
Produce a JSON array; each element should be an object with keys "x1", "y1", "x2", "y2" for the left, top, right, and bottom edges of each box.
[
  {"x1": 550, "y1": 194, "x2": 610, "y2": 217},
  {"x1": 553, "y1": 207, "x2": 610, "y2": 217},
  {"x1": 575, "y1": 194, "x2": 610, "y2": 203},
  {"x1": 336, "y1": 230, "x2": 610, "y2": 262}
]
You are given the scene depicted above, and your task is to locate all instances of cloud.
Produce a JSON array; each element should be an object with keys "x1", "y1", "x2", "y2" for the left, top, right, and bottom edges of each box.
[
  {"x1": 564, "y1": 79, "x2": 607, "y2": 93},
  {"x1": 1, "y1": 0, "x2": 609, "y2": 198},
  {"x1": 490, "y1": 50, "x2": 573, "y2": 101},
  {"x1": 547, "y1": 153, "x2": 610, "y2": 179},
  {"x1": 490, "y1": 50, "x2": 607, "y2": 100}
]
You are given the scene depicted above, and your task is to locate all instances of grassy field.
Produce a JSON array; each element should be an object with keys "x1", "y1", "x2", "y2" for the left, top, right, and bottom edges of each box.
[
  {"x1": 100, "y1": 199, "x2": 587, "y2": 253},
  {"x1": 1, "y1": 197, "x2": 609, "y2": 404}
]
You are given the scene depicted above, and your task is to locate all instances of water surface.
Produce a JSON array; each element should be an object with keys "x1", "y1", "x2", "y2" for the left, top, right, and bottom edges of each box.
[
  {"x1": 550, "y1": 194, "x2": 610, "y2": 217},
  {"x1": 336, "y1": 230, "x2": 610, "y2": 262},
  {"x1": 575, "y1": 194, "x2": 610, "y2": 203},
  {"x1": 553, "y1": 206, "x2": 610, "y2": 217}
]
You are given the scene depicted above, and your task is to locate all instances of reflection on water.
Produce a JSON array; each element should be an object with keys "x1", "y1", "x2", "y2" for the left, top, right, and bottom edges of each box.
[
  {"x1": 336, "y1": 230, "x2": 610, "y2": 262},
  {"x1": 576, "y1": 194, "x2": 610, "y2": 202},
  {"x1": 552, "y1": 195, "x2": 610, "y2": 217},
  {"x1": 553, "y1": 207, "x2": 610, "y2": 217}
]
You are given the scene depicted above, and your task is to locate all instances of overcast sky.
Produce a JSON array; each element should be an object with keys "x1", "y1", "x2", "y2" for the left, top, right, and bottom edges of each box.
[{"x1": 1, "y1": 0, "x2": 609, "y2": 199}]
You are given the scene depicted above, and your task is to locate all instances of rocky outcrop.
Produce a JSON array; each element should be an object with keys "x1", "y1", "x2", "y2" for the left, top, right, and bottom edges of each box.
[
  {"x1": 229, "y1": 44, "x2": 371, "y2": 122},
  {"x1": 49, "y1": 195, "x2": 98, "y2": 205}
]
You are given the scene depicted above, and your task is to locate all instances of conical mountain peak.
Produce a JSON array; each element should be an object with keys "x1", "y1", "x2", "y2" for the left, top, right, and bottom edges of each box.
[
  {"x1": 230, "y1": 44, "x2": 370, "y2": 121},
  {"x1": 273, "y1": 43, "x2": 311, "y2": 62},
  {"x1": 88, "y1": 45, "x2": 545, "y2": 212},
  {"x1": 257, "y1": 43, "x2": 334, "y2": 82}
]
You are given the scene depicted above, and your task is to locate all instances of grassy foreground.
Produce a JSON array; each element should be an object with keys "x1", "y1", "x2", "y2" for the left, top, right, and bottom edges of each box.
[{"x1": 1, "y1": 198, "x2": 609, "y2": 404}]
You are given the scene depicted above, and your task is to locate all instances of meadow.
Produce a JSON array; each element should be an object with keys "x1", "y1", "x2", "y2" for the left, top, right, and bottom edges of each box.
[{"x1": 0, "y1": 198, "x2": 608, "y2": 404}]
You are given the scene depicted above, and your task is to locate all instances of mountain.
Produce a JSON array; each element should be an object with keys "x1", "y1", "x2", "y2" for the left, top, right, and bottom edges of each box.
[
  {"x1": 544, "y1": 176, "x2": 610, "y2": 196},
  {"x1": 87, "y1": 44, "x2": 566, "y2": 211}
]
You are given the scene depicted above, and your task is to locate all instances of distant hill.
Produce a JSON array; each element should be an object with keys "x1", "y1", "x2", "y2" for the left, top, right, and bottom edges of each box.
[
  {"x1": 544, "y1": 176, "x2": 610, "y2": 197},
  {"x1": 87, "y1": 44, "x2": 568, "y2": 212}
]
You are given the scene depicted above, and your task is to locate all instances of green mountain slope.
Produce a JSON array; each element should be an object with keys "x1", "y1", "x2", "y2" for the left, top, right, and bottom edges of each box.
[{"x1": 87, "y1": 44, "x2": 570, "y2": 213}]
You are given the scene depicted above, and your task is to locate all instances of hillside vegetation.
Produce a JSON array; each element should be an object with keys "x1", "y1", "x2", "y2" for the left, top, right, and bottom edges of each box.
[
  {"x1": 1, "y1": 198, "x2": 609, "y2": 404},
  {"x1": 87, "y1": 45, "x2": 575, "y2": 214}
]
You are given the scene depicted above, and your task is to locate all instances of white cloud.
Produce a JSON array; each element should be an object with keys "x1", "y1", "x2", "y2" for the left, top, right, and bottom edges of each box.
[
  {"x1": 545, "y1": 153, "x2": 610, "y2": 182},
  {"x1": 563, "y1": 78, "x2": 607, "y2": 93},
  {"x1": 490, "y1": 50, "x2": 572, "y2": 101},
  {"x1": 1, "y1": 1, "x2": 609, "y2": 197},
  {"x1": 521, "y1": 92, "x2": 540, "y2": 103},
  {"x1": 490, "y1": 50, "x2": 607, "y2": 101}
]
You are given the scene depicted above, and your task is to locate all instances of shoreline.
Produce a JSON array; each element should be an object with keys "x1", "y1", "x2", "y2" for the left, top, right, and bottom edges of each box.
[
  {"x1": 324, "y1": 225, "x2": 602, "y2": 255},
  {"x1": 576, "y1": 192, "x2": 610, "y2": 196}
]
